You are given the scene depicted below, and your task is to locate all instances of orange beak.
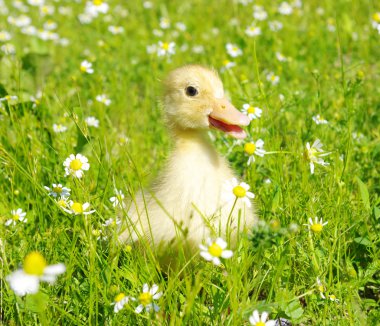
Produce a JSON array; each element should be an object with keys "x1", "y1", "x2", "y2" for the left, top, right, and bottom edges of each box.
[{"x1": 209, "y1": 97, "x2": 250, "y2": 139}]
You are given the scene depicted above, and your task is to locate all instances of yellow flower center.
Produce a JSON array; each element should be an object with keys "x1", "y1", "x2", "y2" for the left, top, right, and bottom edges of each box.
[
  {"x1": 244, "y1": 142, "x2": 256, "y2": 155},
  {"x1": 57, "y1": 199, "x2": 67, "y2": 207},
  {"x1": 223, "y1": 59, "x2": 230, "y2": 66},
  {"x1": 256, "y1": 322, "x2": 266, "y2": 326},
  {"x1": 318, "y1": 285, "x2": 325, "y2": 293},
  {"x1": 304, "y1": 148, "x2": 317, "y2": 161},
  {"x1": 233, "y1": 185, "x2": 246, "y2": 198},
  {"x1": 71, "y1": 202, "x2": 83, "y2": 214},
  {"x1": 93, "y1": 0, "x2": 103, "y2": 6},
  {"x1": 92, "y1": 229, "x2": 101, "y2": 236},
  {"x1": 329, "y1": 294, "x2": 336, "y2": 300},
  {"x1": 208, "y1": 243, "x2": 223, "y2": 257},
  {"x1": 12, "y1": 214, "x2": 20, "y2": 221},
  {"x1": 139, "y1": 292, "x2": 153, "y2": 306},
  {"x1": 70, "y1": 159, "x2": 83, "y2": 171},
  {"x1": 5, "y1": 95, "x2": 11, "y2": 101},
  {"x1": 247, "y1": 106, "x2": 256, "y2": 114},
  {"x1": 41, "y1": 6, "x2": 49, "y2": 13},
  {"x1": 23, "y1": 252, "x2": 47, "y2": 276},
  {"x1": 162, "y1": 42, "x2": 170, "y2": 50},
  {"x1": 373, "y1": 13, "x2": 380, "y2": 22},
  {"x1": 114, "y1": 292, "x2": 126, "y2": 302},
  {"x1": 271, "y1": 75, "x2": 276, "y2": 81},
  {"x1": 53, "y1": 186, "x2": 62, "y2": 194},
  {"x1": 80, "y1": 65, "x2": 87, "y2": 72},
  {"x1": 311, "y1": 223, "x2": 323, "y2": 233}
]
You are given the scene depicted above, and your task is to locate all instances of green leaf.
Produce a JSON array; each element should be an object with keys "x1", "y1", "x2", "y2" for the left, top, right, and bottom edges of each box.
[
  {"x1": 25, "y1": 292, "x2": 49, "y2": 313},
  {"x1": 75, "y1": 125, "x2": 90, "y2": 153},
  {"x1": 0, "y1": 83, "x2": 7, "y2": 97},
  {"x1": 285, "y1": 300, "x2": 304, "y2": 320},
  {"x1": 355, "y1": 177, "x2": 370, "y2": 210},
  {"x1": 271, "y1": 186, "x2": 281, "y2": 212},
  {"x1": 374, "y1": 207, "x2": 380, "y2": 220},
  {"x1": 354, "y1": 237, "x2": 372, "y2": 247}
]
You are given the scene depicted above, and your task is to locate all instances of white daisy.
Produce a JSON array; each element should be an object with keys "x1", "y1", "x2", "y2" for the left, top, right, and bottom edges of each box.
[
  {"x1": 316, "y1": 277, "x2": 326, "y2": 299},
  {"x1": 278, "y1": 2, "x2": 293, "y2": 15},
  {"x1": 226, "y1": 43, "x2": 242, "y2": 57},
  {"x1": 53, "y1": 123, "x2": 67, "y2": 133},
  {"x1": 221, "y1": 59, "x2": 236, "y2": 72},
  {"x1": 242, "y1": 104, "x2": 262, "y2": 120},
  {"x1": 109, "y1": 189, "x2": 125, "y2": 208},
  {"x1": 159, "y1": 17, "x2": 170, "y2": 29},
  {"x1": 175, "y1": 22, "x2": 186, "y2": 31},
  {"x1": 304, "y1": 217, "x2": 328, "y2": 233},
  {"x1": 266, "y1": 72, "x2": 280, "y2": 85},
  {"x1": 222, "y1": 178, "x2": 255, "y2": 207},
  {"x1": 0, "y1": 95, "x2": 18, "y2": 102},
  {"x1": 135, "y1": 284, "x2": 162, "y2": 313},
  {"x1": 0, "y1": 42, "x2": 15, "y2": 54},
  {"x1": 143, "y1": 1, "x2": 153, "y2": 9},
  {"x1": 249, "y1": 310, "x2": 276, "y2": 326},
  {"x1": 85, "y1": 0, "x2": 109, "y2": 17},
  {"x1": 371, "y1": 12, "x2": 380, "y2": 29},
  {"x1": 96, "y1": 94, "x2": 111, "y2": 106},
  {"x1": 312, "y1": 114, "x2": 328, "y2": 125},
  {"x1": 253, "y1": 6, "x2": 268, "y2": 21},
  {"x1": 146, "y1": 43, "x2": 157, "y2": 54},
  {"x1": 5, "y1": 208, "x2": 27, "y2": 226},
  {"x1": 43, "y1": 20, "x2": 57, "y2": 30},
  {"x1": 21, "y1": 25, "x2": 37, "y2": 36},
  {"x1": 152, "y1": 29, "x2": 164, "y2": 37},
  {"x1": 38, "y1": 30, "x2": 59, "y2": 41},
  {"x1": 304, "y1": 139, "x2": 330, "y2": 174},
  {"x1": 8, "y1": 15, "x2": 31, "y2": 28},
  {"x1": 244, "y1": 139, "x2": 266, "y2": 165},
  {"x1": 269, "y1": 21, "x2": 283, "y2": 32},
  {"x1": 157, "y1": 41, "x2": 175, "y2": 56},
  {"x1": 63, "y1": 153, "x2": 90, "y2": 178},
  {"x1": 80, "y1": 60, "x2": 94, "y2": 74},
  {"x1": 85, "y1": 116, "x2": 99, "y2": 128},
  {"x1": 27, "y1": 0, "x2": 44, "y2": 6},
  {"x1": 112, "y1": 293, "x2": 129, "y2": 313},
  {"x1": 245, "y1": 25, "x2": 261, "y2": 37},
  {"x1": 199, "y1": 238, "x2": 233, "y2": 266},
  {"x1": 102, "y1": 217, "x2": 122, "y2": 227},
  {"x1": 62, "y1": 200, "x2": 96, "y2": 215},
  {"x1": 275, "y1": 52, "x2": 287, "y2": 62},
  {"x1": 56, "y1": 197, "x2": 69, "y2": 209},
  {"x1": 40, "y1": 5, "x2": 55, "y2": 16},
  {"x1": 6, "y1": 252, "x2": 65, "y2": 296},
  {"x1": 0, "y1": 31, "x2": 11, "y2": 42},
  {"x1": 44, "y1": 183, "x2": 71, "y2": 198},
  {"x1": 108, "y1": 25, "x2": 124, "y2": 34}
]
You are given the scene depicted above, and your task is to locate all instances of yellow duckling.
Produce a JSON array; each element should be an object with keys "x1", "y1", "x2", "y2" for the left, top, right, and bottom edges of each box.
[{"x1": 119, "y1": 65, "x2": 255, "y2": 251}]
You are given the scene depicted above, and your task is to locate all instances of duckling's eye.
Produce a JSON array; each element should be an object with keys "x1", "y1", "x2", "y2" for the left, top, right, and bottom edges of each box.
[{"x1": 185, "y1": 86, "x2": 198, "y2": 97}]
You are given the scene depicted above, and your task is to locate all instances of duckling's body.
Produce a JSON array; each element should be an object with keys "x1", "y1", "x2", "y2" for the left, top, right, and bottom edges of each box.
[{"x1": 119, "y1": 65, "x2": 255, "y2": 250}]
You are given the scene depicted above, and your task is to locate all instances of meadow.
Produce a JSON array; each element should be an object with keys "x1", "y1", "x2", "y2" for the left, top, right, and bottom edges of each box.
[{"x1": 1, "y1": 0, "x2": 380, "y2": 325}]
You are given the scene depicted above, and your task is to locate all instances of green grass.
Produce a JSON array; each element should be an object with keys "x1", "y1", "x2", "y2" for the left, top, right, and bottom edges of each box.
[{"x1": 1, "y1": 0, "x2": 380, "y2": 324}]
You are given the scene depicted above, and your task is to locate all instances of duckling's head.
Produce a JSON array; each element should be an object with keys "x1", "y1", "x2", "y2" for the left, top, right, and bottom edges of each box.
[{"x1": 163, "y1": 65, "x2": 250, "y2": 139}]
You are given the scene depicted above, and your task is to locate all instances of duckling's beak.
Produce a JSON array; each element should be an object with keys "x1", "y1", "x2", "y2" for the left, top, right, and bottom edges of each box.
[{"x1": 208, "y1": 97, "x2": 250, "y2": 139}]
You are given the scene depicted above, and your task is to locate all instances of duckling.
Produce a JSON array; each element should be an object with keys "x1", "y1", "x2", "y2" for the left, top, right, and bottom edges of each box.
[{"x1": 119, "y1": 65, "x2": 255, "y2": 252}]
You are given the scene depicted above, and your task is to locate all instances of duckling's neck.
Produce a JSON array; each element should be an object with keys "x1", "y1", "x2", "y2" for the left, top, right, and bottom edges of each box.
[
  {"x1": 156, "y1": 127, "x2": 234, "y2": 218},
  {"x1": 172, "y1": 128, "x2": 209, "y2": 143}
]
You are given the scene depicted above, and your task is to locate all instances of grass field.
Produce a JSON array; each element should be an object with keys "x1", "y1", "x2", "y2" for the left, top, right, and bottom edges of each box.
[{"x1": 1, "y1": 0, "x2": 380, "y2": 325}]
